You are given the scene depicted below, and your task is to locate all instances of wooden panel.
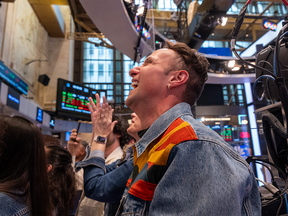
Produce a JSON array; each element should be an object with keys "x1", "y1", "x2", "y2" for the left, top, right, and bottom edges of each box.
[
  {"x1": 51, "y1": 0, "x2": 69, "y2": 5},
  {"x1": 28, "y1": 0, "x2": 68, "y2": 5},
  {"x1": 30, "y1": 4, "x2": 65, "y2": 37}
]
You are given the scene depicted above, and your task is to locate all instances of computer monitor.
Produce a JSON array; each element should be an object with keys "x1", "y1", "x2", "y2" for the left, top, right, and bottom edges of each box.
[{"x1": 56, "y1": 78, "x2": 106, "y2": 120}]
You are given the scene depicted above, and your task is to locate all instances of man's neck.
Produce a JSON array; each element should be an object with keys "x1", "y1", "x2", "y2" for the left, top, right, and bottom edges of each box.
[
  {"x1": 135, "y1": 97, "x2": 181, "y2": 129},
  {"x1": 105, "y1": 139, "x2": 121, "y2": 158}
]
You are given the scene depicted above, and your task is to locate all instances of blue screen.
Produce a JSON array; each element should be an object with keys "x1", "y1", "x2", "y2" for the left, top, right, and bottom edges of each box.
[
  {"x1": 36, "y1": 107, "x2": 43, "y2": 123},
  {"x1": 7, "y1": 86, "x2": 20, "y2": 111},
  {"x1": 65, "y1": 132, "x2": 71, "y2": 142},
  {"x1": 0, "y1": 61, "x2": 28, "y2": 95},
  {"x1": 49, "y1": 117, "x2": 55, "y2": 129}
]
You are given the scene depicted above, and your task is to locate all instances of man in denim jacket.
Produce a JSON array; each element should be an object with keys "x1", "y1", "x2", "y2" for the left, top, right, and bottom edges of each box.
[
  {"x1": 79, "y1": 41, "x2": 261, "y2": 215},
  {"x1": 114, "y1": 41, "x2": 261, "y2": 215}
]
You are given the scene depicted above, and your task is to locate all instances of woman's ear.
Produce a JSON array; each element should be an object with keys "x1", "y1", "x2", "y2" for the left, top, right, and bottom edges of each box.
[{"x1": 47, "y1": 164, "x2": 52, "y2": 173}]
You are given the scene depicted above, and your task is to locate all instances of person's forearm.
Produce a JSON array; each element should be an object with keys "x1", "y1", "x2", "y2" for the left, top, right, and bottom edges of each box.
[
  {"x1": 91, "y1": 140, "x2": 106, "y2": 152},
  {"x1": 83, "y1": 158, "x2": 133, "y2": 203}
]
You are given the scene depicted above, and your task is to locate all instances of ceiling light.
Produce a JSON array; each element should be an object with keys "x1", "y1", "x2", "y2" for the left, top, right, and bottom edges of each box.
[
  {"x1": 228, "y1": 60, "x2": 235, "y2": 68},
  {"x1": 221, "y1": 17, "x2": 228, "y2": 26},
  {"x1": 136, "y1": 6, "x2": 144, "y2": 16},
  {"x1": 201, "y1": 117, "x2": 205, "y2": 121},
  {"x1": 211, "y1": 32, "x2": 215, "y2": 36},
  {"x1": 248, "y1": 62, "x2": 255, "y2": 69},
  {"x1": 246, "y1": 33, "x2": 249, "y2": 37},
  {"x1": 232, "y1": 67, "x2": 240, "y2": 71}
]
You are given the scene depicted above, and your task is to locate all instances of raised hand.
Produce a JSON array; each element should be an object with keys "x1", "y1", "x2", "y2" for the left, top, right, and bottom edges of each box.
[
  {"x1": 67, "y1": 128, "x2": 82, "y2": 156},
  {"x1": 87, "y1": 94, "x2": 117, "y2": 141}
]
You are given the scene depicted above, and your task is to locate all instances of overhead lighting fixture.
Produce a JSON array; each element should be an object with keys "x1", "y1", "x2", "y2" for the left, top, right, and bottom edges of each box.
[
  {"x1": 248, "y1": 62, "x2": 255, "y2": 69},
  {"x1": 221, "y1": 17, "x2": 228, "y2": 26},
  {"x1": 218, "y1": 17, "x2": 228, "y2": 26},
  {"x1": 232, "y1": 67, "x2": 240, "y2": 71},
  {"x1": 211, "y1": 32, "x2": 215, "y2": 36},
  {"x1": 136, "y1": 6, "x2": 144, "y2": 16},
  {"x1": 202, "y1": 118, "x2": 231, "y2": 121},
  {"x1": 228, "y1": 60, "x2": 235, "y2": 68}
]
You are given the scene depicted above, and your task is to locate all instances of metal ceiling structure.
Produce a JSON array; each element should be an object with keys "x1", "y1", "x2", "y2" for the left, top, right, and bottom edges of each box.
[
  {"x1": 187, "y1": 0, "x2": 236, "y2": 50},
  {"x1": 66, "y1": 0, "x2": 286, "y2": 53}
]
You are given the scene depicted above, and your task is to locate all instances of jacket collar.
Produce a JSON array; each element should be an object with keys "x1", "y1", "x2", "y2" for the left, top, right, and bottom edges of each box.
[
  {"x1": 135, "y1": 102, "x2": 192, "y2": 158},
  {"x1": 105, "y1": 146, "x2": 123, "y2": 164}
]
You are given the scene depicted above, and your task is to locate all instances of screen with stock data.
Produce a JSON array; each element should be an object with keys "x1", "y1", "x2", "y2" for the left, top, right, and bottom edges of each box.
[{"x1": 56, "y1": 78, "x2": 105, "y2": 120}]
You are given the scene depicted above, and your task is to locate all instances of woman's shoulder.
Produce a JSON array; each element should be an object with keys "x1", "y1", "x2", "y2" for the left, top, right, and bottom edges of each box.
[{"x1": 0, "y1": 192, "x2": 31, "y2": 216}]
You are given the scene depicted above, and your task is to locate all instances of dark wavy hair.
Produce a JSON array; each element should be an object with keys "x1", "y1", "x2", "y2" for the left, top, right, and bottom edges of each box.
[
  {"x1": 112, "y1": 115, "x2": 131, "y2": 148},
  {"x1": 43, "y1": 134, "x2": 61, "y2": 146},
  {"x1": 0, "y1": 115, "x2": 52, "y2": 216},
  {"x1": 45, "y1": 144, "x2": 76, "y2": 216},
  {"x1": 164, "y1": 40, "x2": 210, "y2": 106}
]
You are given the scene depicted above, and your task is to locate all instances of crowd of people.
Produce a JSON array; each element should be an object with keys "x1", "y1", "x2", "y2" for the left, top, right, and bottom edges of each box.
[{"x1": 0, "y1": 41, "x2": 261, "y2": 216}]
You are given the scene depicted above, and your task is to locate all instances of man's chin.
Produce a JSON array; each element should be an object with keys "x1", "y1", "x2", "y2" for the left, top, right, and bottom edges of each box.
[
  {"x1": 125, "y1": 97, "x2": 133, "y2": 108},
  {"x1": 125, "y1": 94, "x2": 140, "y2": 111}
]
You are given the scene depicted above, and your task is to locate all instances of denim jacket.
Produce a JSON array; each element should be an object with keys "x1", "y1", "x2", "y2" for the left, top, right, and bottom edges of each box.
[
  {"x1": 76, "y1": 150, "x2": 133, "y2": 203},
  {"x1": 75, "y1": 148, "x2": 134, "y2": 216},
  {"x1": 116, "y1": 102, "x2": 261, "y2": 216},
  {"x1": 0, "y1": 192, "x2": 31, "y2": 216}
]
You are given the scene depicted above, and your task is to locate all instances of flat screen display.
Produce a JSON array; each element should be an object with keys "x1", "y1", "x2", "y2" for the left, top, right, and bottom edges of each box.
[
  {"x1": 6, "y1": 86, "x2": 20, "y2": 111},
  {"x1": 50, "y1": 117, "x2": 55, "y2": 129},
  {"x1": 262, "y1": 19, "x2": 277, "y2": 31},
  {"x1": 0, "y1": 61, "x2": 28, "y2": 95},
  {"x1": 65, "y1": 131, "x2": 71, "y2": 142},
  {"x1": 36, "y1": 107, "x2": 43, "y2": 123},
  {"x1": 56, "y1": 78, "x2": 106, "y2": 120}
]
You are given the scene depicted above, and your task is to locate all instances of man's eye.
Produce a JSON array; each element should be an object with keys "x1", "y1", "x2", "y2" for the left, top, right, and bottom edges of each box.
[{"x1": 144, "y1": 61, "x2": 151, "y2": 65}]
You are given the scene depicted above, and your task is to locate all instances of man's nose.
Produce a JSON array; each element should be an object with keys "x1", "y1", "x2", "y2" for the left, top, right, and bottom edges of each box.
[{"x1": 129, "y1": 66, "x2": 140, "y2": 77}]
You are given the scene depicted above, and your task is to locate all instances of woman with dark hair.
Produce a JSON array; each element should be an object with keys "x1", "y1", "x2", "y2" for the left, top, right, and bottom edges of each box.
[
  {"x1": 0, "y1": 115, "x2": 52, "y2": 216},
  {"x1": 45, "y1": 144, "x2": 76, "y2": 216},
  {"x1": 43, "y1": 134, "x2": 61, "y2": 146}
]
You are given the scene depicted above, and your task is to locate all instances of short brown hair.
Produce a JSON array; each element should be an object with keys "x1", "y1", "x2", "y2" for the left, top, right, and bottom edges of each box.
[
  {"x1": 164, "y1": 41, "x2": 210, "y2": 106},
  {"x1": 112, "y1": 115, "x2": 130, "y2": 148}
]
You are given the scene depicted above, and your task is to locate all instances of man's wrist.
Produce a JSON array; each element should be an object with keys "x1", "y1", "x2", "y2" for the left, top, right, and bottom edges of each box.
[{"x1": 93, "y1": 135, "x2": 107, "y2": 144}]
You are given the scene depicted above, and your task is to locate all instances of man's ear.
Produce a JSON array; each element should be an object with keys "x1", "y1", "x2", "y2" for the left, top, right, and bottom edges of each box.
[
  {"x1": 47, "y1": 164, "x2": 52, "y2": 173},
  {"x1": 169, "y1": 70, "x2": 189, "y2": 88},
  {"x1": 80, "y1": 147, "x2": 86, "y2": 156},
  {"x1": 116, "y1": 134, "x2": 121, "y2": 139}
]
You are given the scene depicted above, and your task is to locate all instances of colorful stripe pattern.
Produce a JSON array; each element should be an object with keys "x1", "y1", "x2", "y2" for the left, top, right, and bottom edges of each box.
[{"x1": 127, "y1": 118, "x2": 198, "y2": 201}]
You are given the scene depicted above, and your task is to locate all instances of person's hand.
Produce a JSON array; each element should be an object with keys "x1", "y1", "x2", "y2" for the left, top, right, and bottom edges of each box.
[
  {"x1": 67, "y1": 128, "x2": 82, "y2": 156},
  {"x1": 87, "y1": 93, "x2": 117, "y2": 141}
]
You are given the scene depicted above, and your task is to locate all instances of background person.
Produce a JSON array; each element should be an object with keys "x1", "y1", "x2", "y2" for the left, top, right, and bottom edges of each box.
[
  {"x1": 0, "y1": 115, "x2": 52, "y2": 216},
  {"x1": 71, "y1": 94, "x2": 142, "y2": 216},
  {"x1": 43, "y1": 134, "x2": 61, "y2": 146},
  {"x1": 68, "y1": 110, "x2": 131, "y2": 216},
  {"x1": 45, "y1": 144, "x2": 76, "y2": 216}
]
